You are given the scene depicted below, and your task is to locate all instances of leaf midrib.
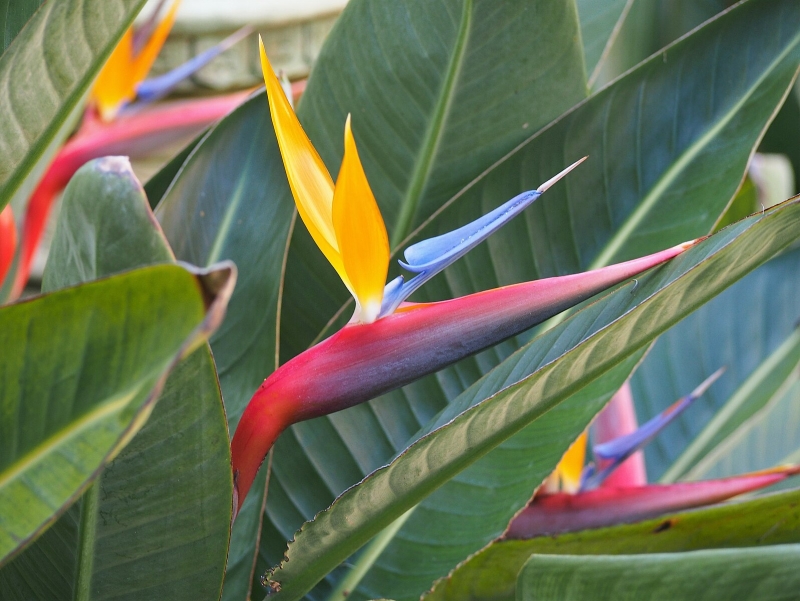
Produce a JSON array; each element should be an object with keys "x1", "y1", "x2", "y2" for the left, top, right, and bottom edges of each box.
[
  {"x1": 389, "y1": 0, "x2": 473, "y2": 248},
  {"x1": 588, "y1": 25, "x2": 800, "y2": 270},
  {"x1": 0, "y1": 391, "x2": 135, "y2": 495}
]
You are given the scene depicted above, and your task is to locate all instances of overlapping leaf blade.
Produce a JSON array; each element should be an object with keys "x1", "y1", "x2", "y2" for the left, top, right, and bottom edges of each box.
[
  {"x1": 576, "y1": 0, "x2": 632, "y2": 82},
  {"x1": 0, "y1": 261, "x2": 230, "y2": 568},
  {"x1": 154, "y1": 93, "x2": 296, "y2": 600},
  {"x1": 426, "y1": 488, "x2": 800, "y2": 601},
  {"x1": 517, "y1": 546, "x2": 800, "y2": 600},
  {"x1": 630, "y1": 246, "x2": 800, "y2": 481},
  {"x1": 0, "y1": 159, "x2": 233, "y2": 600}
]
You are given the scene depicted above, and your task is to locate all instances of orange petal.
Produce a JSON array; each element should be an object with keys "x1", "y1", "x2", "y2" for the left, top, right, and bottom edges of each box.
[
  {"x1": 91, "y1": 29, "x2": 136, "y2": 121},
  {"x1": 259, "y1": 37, "x2": 349, "y2": 287},
  {"x1": 333, "y1": 116, "x2": 389, "y2": 322},
  {"x1": 132, "y1": 0, "x2": 182, "y2": 85},
  {"x1": 554, "y1": 431, "x2": 587, "y2": 493}
]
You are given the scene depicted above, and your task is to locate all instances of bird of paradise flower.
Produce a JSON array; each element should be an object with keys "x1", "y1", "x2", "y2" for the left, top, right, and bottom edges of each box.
[{"x1": 229, "y1": 39, "x2": 702, "y2": 517}]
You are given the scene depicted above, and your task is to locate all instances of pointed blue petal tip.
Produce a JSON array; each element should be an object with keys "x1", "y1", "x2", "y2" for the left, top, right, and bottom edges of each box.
[
  {"x1": 136, "y1": 25, "x2": 253, "y2": 103},
  {"x1": 582, "y1": 367, "x2": 725, "y2": 491},
  {"x1": 379, "y1": 158, "x2": 587, "y2": 317}
]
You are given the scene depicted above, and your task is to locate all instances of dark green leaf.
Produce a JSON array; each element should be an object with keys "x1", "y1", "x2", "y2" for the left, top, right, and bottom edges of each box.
[
  {"x1": 0, "y1": 1, "x2": 44, "y2": 54},
  {"x1": 759, "y1": 81, "x2": 800, "y2": 194}
]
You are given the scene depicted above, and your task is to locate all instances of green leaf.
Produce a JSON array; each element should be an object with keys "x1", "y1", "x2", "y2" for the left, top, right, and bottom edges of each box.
[
  {"x1": 343, "y1": 356, "x2": 644, "y2": 601},
  {"x1": 759, "y1": 81, "x2": 800, "y2": 194},
  {"x1": 662, "y1": 325, "x2": 800, "y2": 482},
  {"x1": 0, "y1": 262, "x2": 233, "y2": 567},
  {"x1": 688, "y1": 376, "x2": 800, "y2": 483},
  {"x1": 144, "y1": 124, "x2": 217, "y2": 211},
  {"x1": 0, "y1": 1, "x2": 44, "y2": 54},
  {"x1": 258, "y1": 1, "x2": 800, "y2": 596},
  {"x1": 281, "y1": 0, "x2": 589, "y2": 361},
  {"x1": 576, "y1": 0, "x2": 632, "y2": 85},
  {"x1": 154, "y1": 93, "x2": 296, "y2": 600},
  {"x1": 0, "y1": 158, "x2": 233, "y2": 600},
  {"x1": 426, "y1": 488, "x2": 800, "y2": 601},
  {"x1": 0, "y1": 0, "x2": 148, "y2": 211},
  {"x1": 629, "y1": 245, "x2": 800, "y2": 481},
  {"x1": 516, "y1": 545, "x2": 800, "y2": 600},
  {"x1": 262, "y1": 194, "x2": 800, "y2": 599},
  {"x1": 42, "y1": 157, "x2": 174, "y2": 290}
]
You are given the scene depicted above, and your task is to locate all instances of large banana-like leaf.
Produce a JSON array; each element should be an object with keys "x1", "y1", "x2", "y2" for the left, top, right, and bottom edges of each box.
[
  {"x1": 0, "y1": 0, "x2": 148, "y2": 211},
  {"x1": 153, "y1": 93, "x2": 296, "y2": 600},
  {"x1": 280, "y1": 0, "x2": 589, "y2": 362},
  {"x1": 426, "y1": 488, "x2": 800, "y2": 601},
  {"x1": 0, "y1": 158, "x2": 232, "y2": 600},
  {"x1": 258, "y1": 1, "x2": 800, "y2": 597},
  {"x1": 0, "y1": 259, "x2": 233, "y2": 567},
  {"x1": 630, "y1": 246, "x2": 800, "y2": 481},
  {"x1": 260, "y1": 193, "x2": 800, "y2": 600},
  {"x1": 517, "y1": 545, "x2": 800, "y2": 600}
]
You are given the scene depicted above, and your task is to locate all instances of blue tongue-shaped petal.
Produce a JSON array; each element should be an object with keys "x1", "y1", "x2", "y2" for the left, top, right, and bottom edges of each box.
[
  {"x1": 399, "y1": 189, "x2": 540, "y2": 274},
  {"x1": 135, "y1": 26, "x2": 253, "y2": 104},
  {"x1": 379, "y1": 157, "x2": 587, "y2": 317},
  {"x1": 582, "y1": 367, "x2": 726, "y2": 491}
]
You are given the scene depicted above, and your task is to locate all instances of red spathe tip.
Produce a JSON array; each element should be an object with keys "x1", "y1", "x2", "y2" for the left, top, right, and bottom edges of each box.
[{"x1": 505, "y1": 467, "x2": 798, "y2": 539}]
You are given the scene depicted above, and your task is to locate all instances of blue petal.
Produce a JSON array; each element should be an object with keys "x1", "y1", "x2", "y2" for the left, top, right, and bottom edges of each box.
[
  {"x1": 378, "y1": 158, "x2": 587, "y2": 318},
  {"x1": 136, "y1": 26, "x2": 253, "y2": 103},
  {"x1": 379, "y1": 189, "x2": 540, "y2": 316},
  {"x1": 582, "y1": 367, "x2": 725, "y2": 491},
  {"x1": 400, "y1": 189, "x2": 540, "y2": 273}
]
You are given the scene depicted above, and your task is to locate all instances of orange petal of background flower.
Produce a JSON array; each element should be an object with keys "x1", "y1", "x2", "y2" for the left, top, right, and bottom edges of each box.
[
  {"x1": 333, "y1": 115, "x2": 389, "y2": 322},
  {"x1": 555, "y1": 431, "x2": 587, "y2": 493},
  {"x1": 259, "y1": 37, "x2": 349, "y2": 287},
  {"x1": 91, "y1": 29, "x2": 136, "y2": 121},
  {"x1": 132, "y1": 0, "x2": 182, "y2": 85}
]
